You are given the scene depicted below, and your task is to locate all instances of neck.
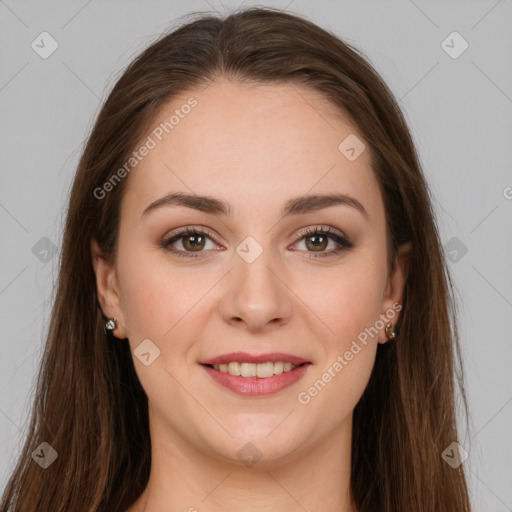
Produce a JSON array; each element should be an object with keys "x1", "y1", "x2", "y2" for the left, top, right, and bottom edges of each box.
[{"x1": 129, "y1": 412, "x2": 357, "y2": 512}]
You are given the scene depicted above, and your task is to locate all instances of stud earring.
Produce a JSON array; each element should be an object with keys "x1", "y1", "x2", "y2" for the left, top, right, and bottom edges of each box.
[
  {"x1": 385, "y1": 321, "x2": 396, "y2": 340},
  {"x1": 104, "y1": 318, "x2": 117, "y2": 336}
]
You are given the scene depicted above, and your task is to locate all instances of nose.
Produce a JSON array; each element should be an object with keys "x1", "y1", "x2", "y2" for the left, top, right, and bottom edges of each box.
[{"x1": 218, "y1": 247, "x2": 293, "y2": 333}]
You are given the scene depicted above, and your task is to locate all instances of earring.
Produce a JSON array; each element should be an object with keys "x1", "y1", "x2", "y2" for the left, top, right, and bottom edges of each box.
[
  {"x1": 104, "y1": 318, "x2": 117, "y2": 336},
  {"x1": 385, "y1": 321, "x2": 396, "y2": 340}
]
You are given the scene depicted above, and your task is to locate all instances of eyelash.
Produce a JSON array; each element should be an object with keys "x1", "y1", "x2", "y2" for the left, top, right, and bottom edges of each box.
[{"x1": 160, "y1": 225, "x2": 354, "y2": 260}]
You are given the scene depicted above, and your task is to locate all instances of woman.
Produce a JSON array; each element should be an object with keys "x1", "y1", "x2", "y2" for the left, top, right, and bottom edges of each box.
[{"x1": 1, "y1": 6, "x2": 472, "y2": 512}]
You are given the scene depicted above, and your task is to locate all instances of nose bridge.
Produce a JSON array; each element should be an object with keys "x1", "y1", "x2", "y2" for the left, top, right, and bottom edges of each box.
[{"x1": 220, "y1": 235, "x2": 292, "y2": 330}]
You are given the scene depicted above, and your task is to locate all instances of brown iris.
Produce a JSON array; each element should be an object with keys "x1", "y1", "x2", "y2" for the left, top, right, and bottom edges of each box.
[
  {"x1": 305, "y1": 233, "x2": 328, "y2": 252},
  {"x1": 182, "y1": 233, "x2": 206, "y2": 251}
]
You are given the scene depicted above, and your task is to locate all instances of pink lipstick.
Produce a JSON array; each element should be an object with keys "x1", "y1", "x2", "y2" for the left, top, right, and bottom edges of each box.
[{"x1": 199, "y1": 352, "x2": 311, "y2": 396}]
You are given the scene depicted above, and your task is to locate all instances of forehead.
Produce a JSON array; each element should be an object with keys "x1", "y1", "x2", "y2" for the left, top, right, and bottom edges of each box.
[{"x1": 122, "y1": 79, "x2": 382, "y2": 223}]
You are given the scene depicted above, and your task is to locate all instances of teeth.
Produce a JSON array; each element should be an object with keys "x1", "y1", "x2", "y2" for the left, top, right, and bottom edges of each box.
[
  {"x1": 241, "y1": 362, "x2": 257, "y2": 377},
  {"x1": 256, "y1": 362, "x2": 274, "y2": 378},
  {"x1": 273, "y1": 361, "x2": 284, "y2": 375},
  {"x1": 211, "y1": 361, "x2": 299, "y2": 378},
  {"x1": 228, "y1": 362, "x2": 241, "y2": 376}
]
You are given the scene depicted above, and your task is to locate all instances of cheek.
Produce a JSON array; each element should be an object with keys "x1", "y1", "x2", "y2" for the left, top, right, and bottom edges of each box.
[
  {"x1": 295, "y1": 267, "x2": 382, "y2": 420},
  {"x1": 297, "y1": 257, "x2": 386, "y2": 344},
  {"x1": 118, "y1": 257, "x2": 174, "y2": 338},
  {"x1": 292, "y1": 254, "x2": 385, "y2": 406},
  {"x1": 117, "y1": 247, "x2": 221, "y2": 352}
]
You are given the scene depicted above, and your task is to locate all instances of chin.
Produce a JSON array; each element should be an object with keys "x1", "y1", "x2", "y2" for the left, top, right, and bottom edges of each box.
[{"x1": 202, "y1": 424, "x2": 310, "y2": 467}]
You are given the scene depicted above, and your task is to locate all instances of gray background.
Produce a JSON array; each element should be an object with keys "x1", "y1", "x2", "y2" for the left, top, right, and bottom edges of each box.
[{"x1": 1, "y1": 0, "x2": 511, "y2": 510}]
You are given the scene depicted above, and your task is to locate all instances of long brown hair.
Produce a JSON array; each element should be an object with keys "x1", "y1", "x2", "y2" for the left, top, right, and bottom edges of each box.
[{"x1": 2, "y1": 7, "x2": 472, "y2": 511}]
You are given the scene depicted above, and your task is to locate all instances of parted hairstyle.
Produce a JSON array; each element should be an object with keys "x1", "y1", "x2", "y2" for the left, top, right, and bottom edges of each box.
[{"x1": 1, "y1": 6, "x2": 472, "y2": 512}]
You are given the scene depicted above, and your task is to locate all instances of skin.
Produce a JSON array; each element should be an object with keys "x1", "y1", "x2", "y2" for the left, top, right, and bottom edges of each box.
[{"x1": 92, "y1": 79, "x2": 411, "y2": 512}]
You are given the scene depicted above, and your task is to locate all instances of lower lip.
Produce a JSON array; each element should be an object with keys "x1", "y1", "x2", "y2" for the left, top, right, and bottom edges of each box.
[{"x1": 201, "y1": 363, "x2": 311, "y2": 396}]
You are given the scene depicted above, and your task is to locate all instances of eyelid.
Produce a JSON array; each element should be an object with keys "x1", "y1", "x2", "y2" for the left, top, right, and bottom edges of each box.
[
  {"x1": 163, "y1": 225, "x2": 217, "y2": 240},
  {"x1": 294, "y1": 225, "x2": 350, "y2": 243}
]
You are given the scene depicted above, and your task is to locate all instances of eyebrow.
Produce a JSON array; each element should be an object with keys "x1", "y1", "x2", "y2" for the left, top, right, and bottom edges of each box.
[{"x1": 140, "y1": 191, "x2": 369, "y2": 221}]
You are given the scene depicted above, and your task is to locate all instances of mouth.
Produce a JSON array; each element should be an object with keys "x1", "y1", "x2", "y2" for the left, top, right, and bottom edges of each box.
[{"x1": 199, "y1": 352, "x2": 312, "y2": 396}]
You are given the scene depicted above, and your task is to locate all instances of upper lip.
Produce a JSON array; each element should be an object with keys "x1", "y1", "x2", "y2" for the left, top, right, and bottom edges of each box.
[{"x1": 199, "y1": 352, "x2": 310, "y2": 366}]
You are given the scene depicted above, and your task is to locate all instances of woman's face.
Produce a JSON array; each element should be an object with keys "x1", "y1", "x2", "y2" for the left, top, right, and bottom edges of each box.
[{"x1": 93, "y1": 79, "x2": 410, "y2": 466}]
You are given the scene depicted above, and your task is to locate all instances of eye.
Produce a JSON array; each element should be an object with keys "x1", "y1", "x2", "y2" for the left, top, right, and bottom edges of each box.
[
  {"x1": 292, "y1": 225, "x2": 354, "y2": 259},
  {"x1": 160, "y1": 225, "x2": 354, "y2": 260},
  {"x1": 160, "y1": 227, "x2": 220, "y2": 258}
]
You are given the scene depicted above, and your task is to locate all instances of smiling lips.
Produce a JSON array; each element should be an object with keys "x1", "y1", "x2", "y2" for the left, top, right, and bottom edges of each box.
[{"x1": 199, "y1": 352, "x2": 311, "y2": 396}]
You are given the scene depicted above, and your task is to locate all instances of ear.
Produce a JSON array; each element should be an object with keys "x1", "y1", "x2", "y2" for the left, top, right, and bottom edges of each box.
[
  {"x1": 378, "y1": 241, "x2": 412, "y2": 344},
  {"x1": 91, "y1": 238, "x2": 127, "y2": 339}
]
